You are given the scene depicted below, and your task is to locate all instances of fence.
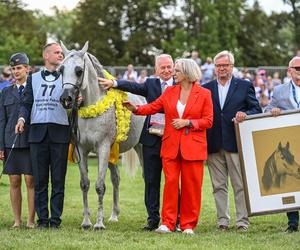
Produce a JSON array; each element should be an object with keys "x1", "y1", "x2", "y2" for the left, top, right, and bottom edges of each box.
[{"x1": 0, "y1": 65, "x2": 289, "y2": 80}]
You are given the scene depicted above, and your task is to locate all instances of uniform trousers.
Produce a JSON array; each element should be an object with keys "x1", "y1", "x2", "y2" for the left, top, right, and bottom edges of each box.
[
  {"x1": 207, "y1": 149, "x2": 249, "y2": 228},
  {"x1": 30, "y1": 133, "x2": 68, "y2": 227},
  {"x1": 162, "y1": 153, "x2": 204, "y2": 231}
]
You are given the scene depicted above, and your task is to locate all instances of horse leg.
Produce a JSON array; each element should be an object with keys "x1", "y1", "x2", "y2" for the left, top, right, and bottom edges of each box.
[
  {"x1": 94, "y1": 142, "x2": 110, "y2": 230},
  {"x1": 134, "y1": 143, "x2": 144, "y2": 177},
  {"x1": 79, "y1": 154, "x2": 93, "y2": 229},
  {"x1": 108, "y1": 162, "x2": 120, "y2": 222}
]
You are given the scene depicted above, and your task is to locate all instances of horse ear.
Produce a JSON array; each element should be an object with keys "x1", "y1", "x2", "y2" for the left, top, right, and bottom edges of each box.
[
  {"x1": 278, "y1": 142, "x2": 282, "y2": 149},
  {"x1": 60, "y1": 40, "x2": 70, "y2": 56},
  {"x1": 286, "y1": 142, "x2": 290, "y2": 149},
  {"x1": 79, "y1": 41, "x2": 89, "y2": 56}
]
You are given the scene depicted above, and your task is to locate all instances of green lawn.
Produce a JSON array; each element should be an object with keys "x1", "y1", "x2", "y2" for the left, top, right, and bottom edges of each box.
[{"x1": 0, "y1": 158, "x2": 299, "y2": 250}]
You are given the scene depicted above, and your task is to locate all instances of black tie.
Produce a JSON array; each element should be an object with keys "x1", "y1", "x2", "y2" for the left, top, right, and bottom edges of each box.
[
  {"x1": 18, "y1": 85, "x2": 24, "y2": 97},
  {"x1": 44, "y1": 70, "x2": 59, "y2": 78}
]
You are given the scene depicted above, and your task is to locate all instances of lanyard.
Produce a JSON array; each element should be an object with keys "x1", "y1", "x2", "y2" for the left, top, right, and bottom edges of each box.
[{"x1": 291, "y1": 82, "x2": 299, "y2": 108}]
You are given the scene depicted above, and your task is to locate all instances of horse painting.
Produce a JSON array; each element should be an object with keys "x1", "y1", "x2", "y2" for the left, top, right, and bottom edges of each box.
[
  {"x1": 262, "y1": 142, "x2": 300, "y2": 191},
  {"x1": 59, "y1": 41, "x2": 145, "y2": 230}
]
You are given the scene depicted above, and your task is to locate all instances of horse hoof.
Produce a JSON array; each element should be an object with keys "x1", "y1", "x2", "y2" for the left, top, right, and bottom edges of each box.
[
  {"x1": 81, "y1": 224, "x2": 92, "y2": 230},
  {"x1": 108, "y1": 216, "x2": 118, "y2": 223},
  {"x1": 94, "y1": 224, "x2": 105, "y2": 230}
]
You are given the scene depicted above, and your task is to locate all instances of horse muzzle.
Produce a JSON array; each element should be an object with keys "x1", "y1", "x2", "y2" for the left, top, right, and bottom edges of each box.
[{"x1": 60, "y1": 92, "x2": 73, "y2": 109}]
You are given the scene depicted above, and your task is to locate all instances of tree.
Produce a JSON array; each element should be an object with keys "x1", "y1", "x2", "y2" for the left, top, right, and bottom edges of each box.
[
  {"x1": 0, "y1": 0, "x2": 47, "y2": 64},
  {"x1": 283, "y1": 0, "x2": 300, "y2": 50}
]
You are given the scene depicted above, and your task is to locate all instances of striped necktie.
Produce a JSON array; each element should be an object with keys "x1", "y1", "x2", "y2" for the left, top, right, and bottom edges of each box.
[{"x1": 18, "y1": 85, "x2": 24, "y2": 97}]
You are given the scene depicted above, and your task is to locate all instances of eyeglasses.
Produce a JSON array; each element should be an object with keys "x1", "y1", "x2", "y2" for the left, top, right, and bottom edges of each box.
[
  {"x1": 290, "y1": 66, "x2": 300, "y2": 72},
  {"x1": 215, "y1": 64, "x2": 232, "y2": 68}
]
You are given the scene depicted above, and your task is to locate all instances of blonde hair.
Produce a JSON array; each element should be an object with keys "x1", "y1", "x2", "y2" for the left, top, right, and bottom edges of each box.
[
  {"x1": 214, "y1": 50, "x2": 235, "y2": 65},
  {"x1": 175, "y1": 58, "x2": 202, "y2": 82}
]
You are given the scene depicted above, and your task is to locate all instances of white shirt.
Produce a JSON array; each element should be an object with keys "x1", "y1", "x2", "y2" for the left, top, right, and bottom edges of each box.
[
  {"x1": 217, "y1": 78, "x2": 232, "y2": 109},
  {"x1": 176, "y1": 100, "x2": 186, "y2": 118},
  {"x1": 16, "y1": 81, "x2": 26, "y2": 89}
]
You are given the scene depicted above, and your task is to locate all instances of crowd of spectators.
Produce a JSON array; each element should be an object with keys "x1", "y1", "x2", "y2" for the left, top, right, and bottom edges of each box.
[{"x1": 0, "y1": 51, "x2": 292, "y2": 112}]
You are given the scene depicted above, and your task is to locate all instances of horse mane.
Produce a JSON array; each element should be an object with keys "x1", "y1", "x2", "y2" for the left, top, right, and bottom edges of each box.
[{"x1": 262, "y1": 152, "x2": 277, "y2": 191}]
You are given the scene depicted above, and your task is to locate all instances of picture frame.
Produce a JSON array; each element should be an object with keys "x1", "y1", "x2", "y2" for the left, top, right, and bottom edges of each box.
[{"x1": 235, "y1": 109, "x2": 300, "y2": 216}]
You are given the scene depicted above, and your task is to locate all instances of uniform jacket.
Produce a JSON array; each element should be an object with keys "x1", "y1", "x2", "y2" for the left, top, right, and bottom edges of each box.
[
  {"x1": 203, "y1": 77, "x2": 261, "y2": 153},
  {"x1": 135, "y1": 83, "x2": 213, "y2": 160},
  {"x1": 0, "y1": 84, "x2": 30, "y2": 149},
  {"x1": 117, "y1": 77, "x2": 173, "y2": 147}
]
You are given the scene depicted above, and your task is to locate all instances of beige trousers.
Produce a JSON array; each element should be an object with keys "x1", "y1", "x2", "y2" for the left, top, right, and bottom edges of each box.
[{"x1": 207, "y1": 149, "x2": 249, "y2": 228}]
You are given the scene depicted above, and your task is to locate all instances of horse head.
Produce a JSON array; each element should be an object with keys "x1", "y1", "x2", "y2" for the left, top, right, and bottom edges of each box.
[
  {"x1": 275, "y1": 142, "x2": 300, "y2": 178},
  {"x1": 59, "y1": 41, "x2": 102, "y2": 109}
]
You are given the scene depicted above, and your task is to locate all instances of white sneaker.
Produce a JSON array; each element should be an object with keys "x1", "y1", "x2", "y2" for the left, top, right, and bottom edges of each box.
[
  {"x1": 155, "y1": 225, "x2": 172, "y2": 234},
  {"x1": 182, "y1": 229, "x2": 194, "y2": 235}
]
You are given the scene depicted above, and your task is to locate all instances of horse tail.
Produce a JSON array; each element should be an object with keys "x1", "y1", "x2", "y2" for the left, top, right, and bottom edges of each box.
[
  {"x1": 122, "y1": 148, "x2": 140, "y2": 177},
  {"x1": 262, "y1": 153, "x2": 275, "y2": 191}
]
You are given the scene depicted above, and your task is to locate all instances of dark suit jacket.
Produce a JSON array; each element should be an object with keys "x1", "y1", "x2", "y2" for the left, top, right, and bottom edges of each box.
[
  {"x1": 203, "y1": 77, "x2": 261, "y2": 153},
  {"x1": 20, "y1": 73, "x2": 70, "y2": 144},
  {"x1": 117, "y1": 78, "x2": 171, "y2": 147},
  {"x1": 0, "y1": 85, "x2": 30, "y2": 149}
]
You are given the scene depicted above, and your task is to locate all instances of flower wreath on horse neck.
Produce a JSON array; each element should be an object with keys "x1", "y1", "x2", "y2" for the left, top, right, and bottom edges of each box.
[{"x1": 68, "y1": 69, "x2": 131, "y2": 165}]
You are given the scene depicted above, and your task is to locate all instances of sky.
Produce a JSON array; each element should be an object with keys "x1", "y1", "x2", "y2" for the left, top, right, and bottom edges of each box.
[{"x1": 22, "y1": 0, "x2": 292, "y2": 15}]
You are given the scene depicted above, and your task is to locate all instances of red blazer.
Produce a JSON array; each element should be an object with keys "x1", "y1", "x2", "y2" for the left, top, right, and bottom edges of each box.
[{"x1": 135, "y1": 83, "x2": 213, "y2": 161}]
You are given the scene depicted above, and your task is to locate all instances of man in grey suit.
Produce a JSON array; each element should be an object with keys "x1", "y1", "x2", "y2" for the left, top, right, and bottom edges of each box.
[{"x1": 265, "y1": 56, "x2": 300, "y2": 233}]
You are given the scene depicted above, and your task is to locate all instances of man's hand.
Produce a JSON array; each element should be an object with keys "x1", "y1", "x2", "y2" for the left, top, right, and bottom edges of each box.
[
  {"x1": 15, "y1": 119, "x2": 25, "y2": 134},
  {"x1": 172, "y1": 119, "x2": 189, "y2": 130},
  {"x1": 270, "y1": 107, "x2": 281, "y2": 117},
  {"x1": 76, "y1": 94, "x2": 84, "y2": 107},
  {"x1": 0, "y1": 150, "x2": 4, "y2": 161},
  {"x1": 98, "y1": 77, "x2": 114, "y2": 90},
  {"x1": 122, "y1": 101, "x2": 137, "y2": 112},
  {"x1": 235, "y1": 111, "x2": 247, "y2": 123}
]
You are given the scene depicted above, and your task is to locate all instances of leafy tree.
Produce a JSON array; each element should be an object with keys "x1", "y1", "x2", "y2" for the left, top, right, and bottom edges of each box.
[
  {"x1": 283, "y1": 0, "x2": 300, "y2": 49},
  {"x1": 0, "y1": 0, "x2": 47, "y2": 65}
]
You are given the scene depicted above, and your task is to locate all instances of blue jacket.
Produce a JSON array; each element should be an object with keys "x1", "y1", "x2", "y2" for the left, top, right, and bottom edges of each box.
[
  {"x1": 203, "y1": 77, "x2": 261, "y2": 153},
  {"x1": 0, "y1": 85, "x2": 30, "y2": 149}
]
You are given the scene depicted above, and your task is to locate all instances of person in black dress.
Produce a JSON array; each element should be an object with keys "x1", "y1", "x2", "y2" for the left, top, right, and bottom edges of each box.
[{"x1": 0, "y1": 53, "x2": 35, "y2": 228}]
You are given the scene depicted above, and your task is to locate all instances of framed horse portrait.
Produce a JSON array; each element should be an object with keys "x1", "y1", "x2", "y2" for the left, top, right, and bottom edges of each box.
[{"x1": 235, "y1": 110, "x2": 300, "y2": 216}]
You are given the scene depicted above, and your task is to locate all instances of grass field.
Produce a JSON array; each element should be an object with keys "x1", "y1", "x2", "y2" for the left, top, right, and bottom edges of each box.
[{"x1": 0, "y1": 158, "x2": 300, "y2": 250}]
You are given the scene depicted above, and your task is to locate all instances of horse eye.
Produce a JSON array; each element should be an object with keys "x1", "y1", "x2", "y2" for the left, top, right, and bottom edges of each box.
[
  {"x1": 59, "y1": 65, "x2": 64, "y2": 74},
  {"x1": 75, "y1": 66, "x2": 83, "y2": 77}
]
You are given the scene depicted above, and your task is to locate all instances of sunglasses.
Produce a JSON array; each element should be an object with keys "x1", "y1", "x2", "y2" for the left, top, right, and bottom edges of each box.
[{"x1": 291, "y1": 66, "x2": 300, "y2": 72}]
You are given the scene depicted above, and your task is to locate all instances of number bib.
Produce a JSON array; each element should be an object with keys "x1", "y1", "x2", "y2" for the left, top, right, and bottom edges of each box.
[{"x1": 30, "y1": 71, "x2": 69, "y2": 125}]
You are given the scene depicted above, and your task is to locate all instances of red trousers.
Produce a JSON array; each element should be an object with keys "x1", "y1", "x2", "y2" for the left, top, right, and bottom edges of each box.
[{"x1": 161, "y1": 154, "x2": 204, "y2": 230}]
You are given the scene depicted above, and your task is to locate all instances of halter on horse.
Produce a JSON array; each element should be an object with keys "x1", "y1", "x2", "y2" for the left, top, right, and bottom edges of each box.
[{"x1": 59, "y1": 41, "x2": 145, "y2": 230}]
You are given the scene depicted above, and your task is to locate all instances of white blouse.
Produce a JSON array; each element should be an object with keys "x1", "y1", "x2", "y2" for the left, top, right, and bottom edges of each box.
[{"x1": 177, "y1": 100, "x2": 186, "y2": 118}]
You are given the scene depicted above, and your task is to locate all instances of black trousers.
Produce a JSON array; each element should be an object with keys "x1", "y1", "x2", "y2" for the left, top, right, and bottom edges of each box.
[
  {"x1": 30, "y1": 133, "x2": 68, "y2": 226},
  {"x1": 143, "y1": 141, "x2": 163, "y2": 225}
]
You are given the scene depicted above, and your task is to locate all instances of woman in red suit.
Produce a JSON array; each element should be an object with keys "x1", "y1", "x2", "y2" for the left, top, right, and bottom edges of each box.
[{"x1": 123, "y1": 58, "x2": 213, "y2": 235}]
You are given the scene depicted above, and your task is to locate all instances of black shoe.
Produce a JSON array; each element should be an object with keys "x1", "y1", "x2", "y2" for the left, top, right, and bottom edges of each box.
[
  {"x1": 37, "y1": 223, "x2": 49, "y2": 230},
  {"x1": 50, "y1": 224, "x2": 60, "y2": 230},
  {"x1": 218, "y1": 225, "x2": 229, "y2": 231},
  {"x1": 143, "y1": 222, "x2": 159, "y2": 231},
  {"x1": 285, "y1": 226, "x2": 298, "y2": 233}
]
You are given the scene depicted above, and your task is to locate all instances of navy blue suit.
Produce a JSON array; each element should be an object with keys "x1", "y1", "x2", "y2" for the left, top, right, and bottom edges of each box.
[
  {"x1": 203, "y1": 77, "x2": 262, "y2": 153},
  {"x1": 117, "y1": 78, "x2": 167, "y2": 225},
  {"x1": 20, "y1": 73, "x2": 70, "y2": 227},
  {"x1": 0, "y1": 85, "x2": 30, "y2": 150}
]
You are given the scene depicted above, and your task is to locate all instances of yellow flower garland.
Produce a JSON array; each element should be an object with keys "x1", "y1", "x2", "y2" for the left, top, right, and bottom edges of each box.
[{"x1": 78, "y1": 70, "x2": 131, "y2": 143}]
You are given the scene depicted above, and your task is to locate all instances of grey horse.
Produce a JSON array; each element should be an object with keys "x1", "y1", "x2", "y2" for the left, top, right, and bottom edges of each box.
[{"x1": 59, "y1": 41, "x2": 145, "y2": 230}]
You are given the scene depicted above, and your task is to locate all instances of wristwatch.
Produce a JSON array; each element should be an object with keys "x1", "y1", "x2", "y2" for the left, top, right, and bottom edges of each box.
[{"x1": 188, "y1": 120, "x2": 193, "y2": 128}]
